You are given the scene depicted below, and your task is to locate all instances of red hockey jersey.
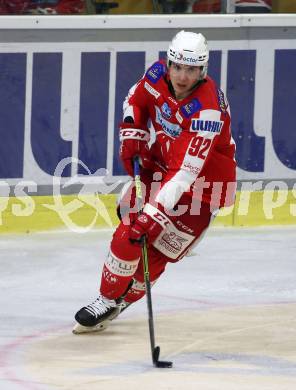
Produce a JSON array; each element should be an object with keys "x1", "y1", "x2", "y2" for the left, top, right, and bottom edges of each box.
[{"x1": 123, "y1": 60, "x2": 236, "y2": 209}]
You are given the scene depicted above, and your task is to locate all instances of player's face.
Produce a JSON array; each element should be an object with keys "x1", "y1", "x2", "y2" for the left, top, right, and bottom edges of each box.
[{"x1": 169, "y1": 62, "x2": 202, "y2": 100}]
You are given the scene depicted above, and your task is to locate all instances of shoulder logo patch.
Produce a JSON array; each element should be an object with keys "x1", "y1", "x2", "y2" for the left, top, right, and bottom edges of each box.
[{"x1": 146, "y1": 62, "x2": 166, "y2": 84}]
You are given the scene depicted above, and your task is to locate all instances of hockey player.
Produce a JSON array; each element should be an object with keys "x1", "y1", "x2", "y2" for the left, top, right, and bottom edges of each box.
[{"x1": 73, "y1": 30, "x2": 236, "y2": 334}]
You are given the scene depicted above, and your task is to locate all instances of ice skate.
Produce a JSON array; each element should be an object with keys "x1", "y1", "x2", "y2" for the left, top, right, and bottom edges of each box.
[{"x1": 72, "y1": 295, "x2": 130, "y2": 334}]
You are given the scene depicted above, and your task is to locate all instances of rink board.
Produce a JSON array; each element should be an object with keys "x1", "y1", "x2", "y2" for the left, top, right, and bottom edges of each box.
[
  {"x1": 0, "y1": 190, "x2": 295, "y2": 233},
  {"x1": 0, "y1": 14, "x2": 296, "y2": 232}
]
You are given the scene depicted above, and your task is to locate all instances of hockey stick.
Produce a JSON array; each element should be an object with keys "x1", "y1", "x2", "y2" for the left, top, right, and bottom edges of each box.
[{"x1": 133, "y1": 157, "x2": 173, "y2": 368}]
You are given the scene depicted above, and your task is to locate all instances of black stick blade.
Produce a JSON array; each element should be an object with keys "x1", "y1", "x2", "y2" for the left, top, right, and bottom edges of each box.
[
  {"x1": 155, "y1": 360, "x2": 173, "y2": 368},
  {"x1": 153, "y1": 346, "x2": 173, "y2": 368}
]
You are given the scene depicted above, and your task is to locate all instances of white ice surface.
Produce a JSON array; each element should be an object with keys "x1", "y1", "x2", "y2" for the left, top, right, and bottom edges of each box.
[{"x1": 0, "y1": 226, "x2": 296, "y2": 390}]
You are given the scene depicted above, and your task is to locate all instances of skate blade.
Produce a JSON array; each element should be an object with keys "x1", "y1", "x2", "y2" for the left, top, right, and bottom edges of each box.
[{"x1": 72, "y1": 320, "x2": 111, "y2": 334}]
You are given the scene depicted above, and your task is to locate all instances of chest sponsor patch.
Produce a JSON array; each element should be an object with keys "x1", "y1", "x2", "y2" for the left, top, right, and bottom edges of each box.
[
  {"x1": 190, "y1": 119, "x2": 224, "y2": 133},
  {"x1": 146, "y1": 62, "x2": 166, "y2": 84},
  {"x1": 155, "y1": 106, "x2": 182, "y2": 137},
  {"x1": 180, "y1": 98, "x2": 202, "y2": 118}
]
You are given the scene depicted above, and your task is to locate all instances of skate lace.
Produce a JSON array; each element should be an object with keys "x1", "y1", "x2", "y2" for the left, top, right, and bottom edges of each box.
[{"x1": 85, "y1": 296, "x2": 115, "y2": 317}]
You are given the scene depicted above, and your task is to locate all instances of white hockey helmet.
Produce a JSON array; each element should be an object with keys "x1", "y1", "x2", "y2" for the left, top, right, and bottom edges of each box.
[{"x1": 167, "y1": 30, "x2": 209, "y2": 78}]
